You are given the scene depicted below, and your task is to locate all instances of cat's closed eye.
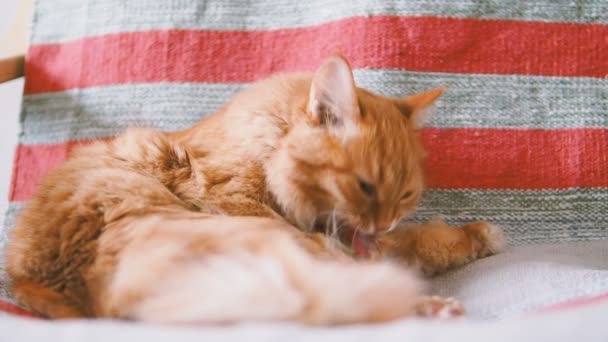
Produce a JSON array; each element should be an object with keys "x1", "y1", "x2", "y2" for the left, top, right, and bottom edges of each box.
[
  {"x1": 402, "y1": 191, "x2": 414, "y2": 200},
  {"x1": 358, "y1": 178, "x2": 376, "y2": 197}
]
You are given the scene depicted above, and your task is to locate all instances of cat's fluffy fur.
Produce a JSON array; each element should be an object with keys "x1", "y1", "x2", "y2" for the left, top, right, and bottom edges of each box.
[{"x1": 6, "y1": 56, "x2": 505, "y2": 324}]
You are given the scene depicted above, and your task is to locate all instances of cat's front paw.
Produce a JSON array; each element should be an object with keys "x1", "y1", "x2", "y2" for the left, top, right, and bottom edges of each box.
[{"x1": 463, "y1": 221, "x2": 507, "y2": 258}]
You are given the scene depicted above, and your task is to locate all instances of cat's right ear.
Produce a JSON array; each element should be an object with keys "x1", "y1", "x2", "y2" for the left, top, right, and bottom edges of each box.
[
  {"x1": 307, "y1": 55, "x2": 361, "y2": 137},
  {"x1": 395, "y1": 87, "x2": 444, "y2": 129}
]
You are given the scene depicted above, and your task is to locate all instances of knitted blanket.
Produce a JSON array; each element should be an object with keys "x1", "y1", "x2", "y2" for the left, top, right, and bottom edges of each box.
[{"x1": 1, "y1": 0, "x2": 607, "y2": 330}]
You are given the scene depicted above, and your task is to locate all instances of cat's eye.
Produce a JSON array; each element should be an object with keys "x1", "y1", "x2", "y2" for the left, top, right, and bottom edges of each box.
[
  {"x1": 402, "y1": 191, "x2": 414, "y2": 200},
  {"x1": 358, "y1": 179, "x2": 376, "y2": 197}
]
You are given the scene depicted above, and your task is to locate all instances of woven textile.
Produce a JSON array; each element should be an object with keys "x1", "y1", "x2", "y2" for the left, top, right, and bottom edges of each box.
[{"x1": 0, "y1": 0, "x2": 607, "y2": 317}]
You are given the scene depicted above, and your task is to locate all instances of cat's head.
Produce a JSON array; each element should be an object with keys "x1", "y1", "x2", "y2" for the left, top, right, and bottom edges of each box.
[{"x1": 268, "y1": 55, "x2": 442, "y2": 249}]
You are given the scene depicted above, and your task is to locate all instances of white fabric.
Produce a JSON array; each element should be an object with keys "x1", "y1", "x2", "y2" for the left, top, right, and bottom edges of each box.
[
  {"x1": 431, "y1": 240, "x2": 608, "y2": 318},
  {"x1": 1, "y1": 296, "x2": 607, "y2": 342}
]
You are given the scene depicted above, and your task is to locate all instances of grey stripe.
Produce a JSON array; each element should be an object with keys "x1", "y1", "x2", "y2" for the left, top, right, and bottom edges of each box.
[
  {"x1": 409, "y1": 188, "x2": 608, "y2": 245},
  {"x1": 20, "y1": 70, "x2": 608, "y2": 145},
  {"x1": 0, "y1": 202, "x2": 22, "y2": 259},
  {"x1": 2, "y1": 189, "x2": 607, "y2": 247},
  {"x1": 355, "y1": 70, "x2": 608, "y2": 130},
  {"x1": 0, "y1": 202, "x2": 21, "y2": 303},
  {"x1": 22, "y1": 83, "x2": 243, "y2": 145},
  {"x1": 32, "y1": 0, "x2": 608, "y2": 43},
  {"x1": 0, "y1": 201, "x2": 22, "y2": 303}
]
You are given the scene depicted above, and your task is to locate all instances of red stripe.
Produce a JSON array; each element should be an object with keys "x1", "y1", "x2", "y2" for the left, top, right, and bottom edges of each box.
[
  {"x1": 422, "y1": 128, "x2": 608, "y2": 190},
  {"x1": 538, "y1": 292, "x2": 608, "y2": 313},
  {"x1": 9, "y1": 141, "x2": 88, "y2": 202},
  {"x1": 25, "y1": 16, "x2": 608, "y2": 94},
  {"x1": 0, "y1": 300, "x2": 41, "y2": 319},
  {"x1": 9, "y1": 129, "x2": 608, "y2": 201}
]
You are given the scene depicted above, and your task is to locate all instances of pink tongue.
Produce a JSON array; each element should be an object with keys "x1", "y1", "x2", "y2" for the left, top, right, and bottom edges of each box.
[{"x1": 352, "y1": 231, "x2": 374, "y2": 257}]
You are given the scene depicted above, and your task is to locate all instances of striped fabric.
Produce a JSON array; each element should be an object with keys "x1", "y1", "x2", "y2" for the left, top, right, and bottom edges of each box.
[{"x1": 0, "y1": 0, "x2": 607, "y2": 308}]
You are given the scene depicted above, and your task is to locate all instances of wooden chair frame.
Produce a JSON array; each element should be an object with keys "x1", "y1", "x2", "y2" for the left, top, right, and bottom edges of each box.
[{"x1": 0, "y1": 55, "x2": 25, "y2": 83}]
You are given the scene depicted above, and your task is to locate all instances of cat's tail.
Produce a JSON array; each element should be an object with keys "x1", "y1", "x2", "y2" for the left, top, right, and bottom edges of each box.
[
  {"x1": 102, "y1": 215, "x2": 425, "y2": 325},
  {"x1": 10, "y1": 279, "x2": 87, "y2": 318}
]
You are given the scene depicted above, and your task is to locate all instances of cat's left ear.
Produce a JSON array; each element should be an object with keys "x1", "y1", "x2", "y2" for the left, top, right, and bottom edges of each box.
[
  {"x1": 395, "y1": 87, "x2": 444, "y2": 129},
  {"x1": 307, "y1": 55, "x2": 361, "y2": 137}
]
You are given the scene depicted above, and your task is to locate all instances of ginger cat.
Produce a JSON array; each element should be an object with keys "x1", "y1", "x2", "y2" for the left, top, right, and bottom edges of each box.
[{"x1": 5, "y1": 55, "x2": 505, "y2": 324}]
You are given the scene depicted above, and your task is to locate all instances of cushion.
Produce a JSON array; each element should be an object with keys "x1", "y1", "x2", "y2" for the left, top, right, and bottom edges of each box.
[{"x1": 1, "y1": 0, "x2": 607, "y2": 326}]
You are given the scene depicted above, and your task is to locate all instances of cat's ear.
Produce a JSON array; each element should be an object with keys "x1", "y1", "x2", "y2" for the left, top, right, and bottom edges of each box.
[
  {"x1": 395, "y1": 87, "x2": 444, "y2": 129},
  {"x1": 307, "y1": 55, "x2": 361, "y2": 133}
]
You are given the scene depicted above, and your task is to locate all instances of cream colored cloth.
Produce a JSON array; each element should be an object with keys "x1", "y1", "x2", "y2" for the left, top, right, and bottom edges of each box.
[
  {"x1": 431, "y1": 240, "x2": 608, "y2": 318},
  {"x1": 1, "y1": 287, "x2": 607, "y2": 342}
]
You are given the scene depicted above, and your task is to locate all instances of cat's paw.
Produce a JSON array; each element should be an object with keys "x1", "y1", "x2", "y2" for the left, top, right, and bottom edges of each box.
[
  {"x1": 463, "y1": 221, "x2": 507, "y2": 257},
  {"x1": 415, "y1": 296, "x2": 465, "y2": 319}
]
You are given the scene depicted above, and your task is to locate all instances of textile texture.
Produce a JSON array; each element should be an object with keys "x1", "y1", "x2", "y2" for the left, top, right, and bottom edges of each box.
[{"x1": 0, "y1": 0, "x2": 607, "y2": 323}]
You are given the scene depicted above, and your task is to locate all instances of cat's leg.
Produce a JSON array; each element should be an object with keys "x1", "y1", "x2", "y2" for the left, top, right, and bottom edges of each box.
[
  {"x1": 378, "y1": 220, "x2": 506, "y2": 276},
  {"x1": 100, "y1": 214, "x2": 444, "y2": 325}
]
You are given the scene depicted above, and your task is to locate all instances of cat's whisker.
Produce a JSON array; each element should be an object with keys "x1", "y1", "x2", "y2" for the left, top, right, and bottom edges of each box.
[
  {"x1": 387, "y1": 220, "x2": 399, "y2": 233},
  {"x1": 324, "y1": 212, "x2": 333, "y2": 237},
  {"x1": 330, "y1": 210, "x2": 340, "y2": 238},
  {"x1": 335, "y1": 212, "x2": 352, "y2": 242},
  {"x1": 307, "y1": 218, "x2": 316, "y2": 233},
  {"x1": 312, "y1": 209, "x2": 345, "y2": 237}
]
